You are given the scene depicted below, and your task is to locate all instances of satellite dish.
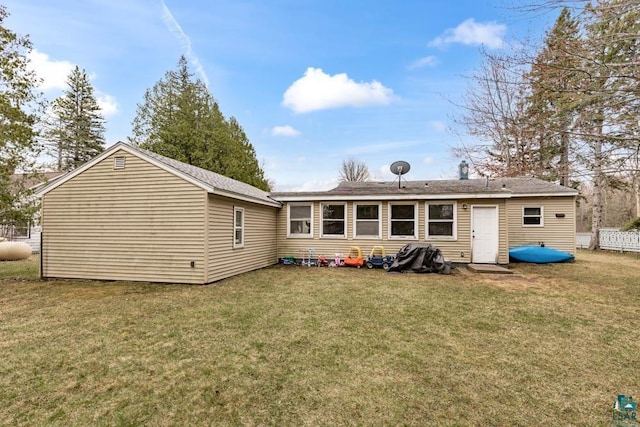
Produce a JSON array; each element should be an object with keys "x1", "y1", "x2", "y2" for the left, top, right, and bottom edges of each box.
[
  {"x1": 390, "y1": 160, "x2": 411, "y2": 176},
  {"x1": 390, "y1": 160, "x2": 411, "y2": 188}
]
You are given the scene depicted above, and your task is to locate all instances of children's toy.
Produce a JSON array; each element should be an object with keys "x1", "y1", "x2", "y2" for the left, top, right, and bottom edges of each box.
[
  {"x1": 317, "y1": 256, "x2": 329, "y2": 267},
  {"x1": 329, "y1": 253, "x2": 344, "y2": 267},
  {"x1": 282, "y1": 256, "x2": 295, "y2": 265},
  {"x1": 299, "y1": 248, "x2": 316, "y2": 266},
  {"x1": 343, "y1": 246, "x2": 364, "y2": 268},
  {"x1": 366, "y1": 246, "x2": 394, "y2": 270}
]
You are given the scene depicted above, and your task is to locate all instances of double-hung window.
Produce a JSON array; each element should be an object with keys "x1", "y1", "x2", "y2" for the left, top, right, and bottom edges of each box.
[
  {"x1": 389, "y1": 203, "x2": 418, "y2": 239},
  {"x1": 233, "y1": 207, "x2": 244, "y2": 248},
  {"x1": 321, "y1": 203, "x2": 346, "y2": 237},
  {"x1": 288, "y1": 203, "x2": 313, "y2": 237},
  {"x1": 426, "y1": 202, "x2": 456, "y2": 240},
  {"x1": 523, "y1": 207, "x2": 543, "y2": 226},
  {"x1": 354, "y1": 203, "x2": 381, "y2": 238}
]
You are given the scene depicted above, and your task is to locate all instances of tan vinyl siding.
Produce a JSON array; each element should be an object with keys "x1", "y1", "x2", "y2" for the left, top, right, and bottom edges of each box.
[
  {"x1": 276, "y1": 200, "x2": 509, "y2": 264},
  {"x1": 41, "y1": 150, "x2": 206, "y2": 284},
  {"x1": 506, "y1": 196, "x2": 576, "y2": 255},
  {"x1": 207, "y1": 195, "x2": 278, "y2": 283}
]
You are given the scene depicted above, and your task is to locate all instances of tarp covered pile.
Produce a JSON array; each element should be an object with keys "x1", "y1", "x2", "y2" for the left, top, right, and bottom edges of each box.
[{"x1": 387, "y1": 243, "x2": 450, "y2": 274}]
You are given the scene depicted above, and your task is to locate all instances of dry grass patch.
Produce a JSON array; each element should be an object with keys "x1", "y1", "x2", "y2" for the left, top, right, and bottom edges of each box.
[{"x1": 1, "y1": 251, "x2": 639, "y2": 426}]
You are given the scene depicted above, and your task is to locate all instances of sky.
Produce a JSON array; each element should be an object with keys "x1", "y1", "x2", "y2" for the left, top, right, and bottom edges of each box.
[{"x1": 4, "y1": 0, "x2": 558, "y2": 191}]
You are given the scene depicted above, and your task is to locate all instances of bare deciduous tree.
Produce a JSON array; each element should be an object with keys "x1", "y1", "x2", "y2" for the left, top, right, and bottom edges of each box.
[{"x1": 339, "y1": 158, "x2": 371, "y2": 182}]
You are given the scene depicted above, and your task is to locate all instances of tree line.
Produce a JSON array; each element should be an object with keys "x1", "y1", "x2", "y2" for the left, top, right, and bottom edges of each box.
[
  {"x1": 0, "y1": 5, "x2": 269, "y2": 237},
  {"x1": 453, "y1": 0, "x2": 639, "y2": 248}
]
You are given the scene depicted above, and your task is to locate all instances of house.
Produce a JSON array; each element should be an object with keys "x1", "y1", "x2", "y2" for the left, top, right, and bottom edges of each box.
[
  {"x1": 36, "y1": 142, "x2": 281, "y2": 284},
  {"x1": 3, "y1": 171, "x2": 64, "y2": 252},
  {"x1": 271, "y1": 177, "x2": 578, "y2": 265},
  {"x1": 37, "y1": 141, "x2": 578, "y2": 284}
]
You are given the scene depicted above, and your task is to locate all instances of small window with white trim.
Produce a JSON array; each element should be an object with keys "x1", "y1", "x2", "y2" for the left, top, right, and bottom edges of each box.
[
  {"x1": 389, "y1": 203, "x2": 418, "y2": 239},
  {"x1": 426, "y1": 202, "x2": 457, "y2": 239},
  {"x1": 233, "y1": 207, "x2": 244, "y2": 248},
  {"x1": 523, "y1": 206, "x2": 543, "y2": 226},
  {"x1": 288, "y1": 203, "x2": 313, "y2": 237},
  {"x1": 321, "y1": 203, "x2": 346, "y2": 237},
  {"x1": 354, "y1": 203, "x2": 381, "y2": 238}
]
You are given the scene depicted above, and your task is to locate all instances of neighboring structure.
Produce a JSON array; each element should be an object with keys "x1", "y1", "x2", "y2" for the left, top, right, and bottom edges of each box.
[
  {"x1": 37, "y1": 142, "x2": 578, "y2": 284},
  {"x1": 37, "y1": 142, "x2": 281, "y2": 284},
  {"x1": 272, "y1": 178, "x2": 578, "y2": 265},
  {"x1": 3, "y1": 171, "x2": 64, "y2": 252}
]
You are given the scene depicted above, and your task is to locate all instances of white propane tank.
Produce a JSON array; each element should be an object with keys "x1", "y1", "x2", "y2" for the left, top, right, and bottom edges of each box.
[{"x1": 0, "y1": 241, "x2": 32, "y2": 261}]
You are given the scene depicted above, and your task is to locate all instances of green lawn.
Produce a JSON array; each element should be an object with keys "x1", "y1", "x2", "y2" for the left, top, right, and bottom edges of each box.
[{"x1": 1, "y1": 250, "x2": 639, "y2": 426}]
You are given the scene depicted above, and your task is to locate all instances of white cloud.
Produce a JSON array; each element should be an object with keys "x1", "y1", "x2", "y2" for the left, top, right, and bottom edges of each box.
[
  {"x1": 290, "y1": 178, "x2": 338, "y2": 192},
  {"x1": 429, "y1": 19, "x2": 506, "y2": 49},
  {"x1": 27, "y1": 49, "x2": 74, "y2": 91},
  {"x1": 428, "y1": 120, "x2": 447, "y2": 132},
  {"x1": 160, "y1": 0, "x2": 209, "y2": 87},
  {"x1": 97, "y1": 93, "x2": 119, "y2": 117},
  {"x1": 408, "y1": 55, "x2": 439, "y2": 70},
  {"x1": 282, "y1": 67, "x2": 394, "y2": 114},
  {"x1": 271, "y1": 125, "x2": 301, "y2": 137},
  {"x1": 423, "y1": 156, "x2": 435, "y2": 165}
]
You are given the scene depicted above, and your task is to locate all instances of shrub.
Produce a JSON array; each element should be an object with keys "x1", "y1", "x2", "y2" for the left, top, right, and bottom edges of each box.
[{"x1": 621, "y1": 217, "x2": 640, "y2": 231}]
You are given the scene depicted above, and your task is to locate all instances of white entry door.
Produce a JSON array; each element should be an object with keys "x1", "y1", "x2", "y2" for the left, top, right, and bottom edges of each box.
[{"x1": 471, "y1": 206, "x2": 499, "y2": 263}]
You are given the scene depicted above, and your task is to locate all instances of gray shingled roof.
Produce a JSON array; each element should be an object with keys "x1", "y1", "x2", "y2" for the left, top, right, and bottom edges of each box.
[
  {"x1": 271, "y1": 177, "x2": 578, "y2": 199},
  {"x1": 130, "y1": 144, "x2": 280, "y2": 206}
]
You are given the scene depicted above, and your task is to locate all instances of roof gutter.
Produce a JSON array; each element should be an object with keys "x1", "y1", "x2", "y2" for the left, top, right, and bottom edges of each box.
[{"x1": 272, "y1": 193, "x2": 514, "y2": 202}]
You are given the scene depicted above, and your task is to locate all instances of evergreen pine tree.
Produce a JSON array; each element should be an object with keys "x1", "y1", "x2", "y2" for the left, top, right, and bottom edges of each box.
[
  {"x1": 130, "y1": 56, "x2": 270, "y2": 191},
  {"x1": 48, "y1": 65, "x2": 106, "y2": 171}
]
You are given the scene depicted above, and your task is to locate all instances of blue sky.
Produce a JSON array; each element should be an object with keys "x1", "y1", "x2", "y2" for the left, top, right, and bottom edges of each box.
[{"x1": 5, "y1": 0, "x2": 557, "y2": 191}]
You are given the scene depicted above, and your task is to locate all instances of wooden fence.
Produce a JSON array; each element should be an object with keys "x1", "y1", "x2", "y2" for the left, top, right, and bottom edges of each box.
[{"x1": 577, "y1": 230, "x2": 640, "y2": 252}]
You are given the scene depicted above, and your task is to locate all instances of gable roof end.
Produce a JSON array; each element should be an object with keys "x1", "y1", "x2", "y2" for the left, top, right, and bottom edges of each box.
[{"x1": 36, "y1": 142, "x2": 282, "y2": 208}]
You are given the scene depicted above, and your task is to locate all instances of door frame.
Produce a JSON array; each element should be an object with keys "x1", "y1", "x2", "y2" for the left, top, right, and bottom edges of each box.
[{"x1": 471, "y1": 205, "x2": 499, "y2": 264}]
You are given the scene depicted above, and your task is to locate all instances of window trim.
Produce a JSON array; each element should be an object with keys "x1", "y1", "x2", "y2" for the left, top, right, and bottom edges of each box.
[
  {"x1": 320, "y1": 202, "x2": 347, "y2": 238},
  {"x1": 522, "y1": 206, "x2": 544, "y2": 227},
  {"x1": 353, "y1": 202, "x2": 382, "y2": 239},
  {"x1": 287, "y1": 202, "x2": 314, "y2": 238},
  {"x1": 233, "y1": 206, "x2": 245, "y2": 248},
  {"x1": 426, "y1": 201, "x2": 457, "y2": 240},
  {"x1": 387, "y1": 202, "x2": 418, "y2": 240}
]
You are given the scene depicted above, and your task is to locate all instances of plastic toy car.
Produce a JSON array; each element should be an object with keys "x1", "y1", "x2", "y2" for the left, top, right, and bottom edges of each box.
[
  {"x1": 366, "y1": 246, "x2": 394, "y2": 270},
  {"x1": 343, "y1": 246, "x2": 364, "y2": 268}
]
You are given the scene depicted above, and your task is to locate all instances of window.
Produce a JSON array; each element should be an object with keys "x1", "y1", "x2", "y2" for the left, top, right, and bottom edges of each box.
[
  {"x1": 233, "y1": 207, "x2": 244, "y2": 248},
  {"x1": 523, "y1": 206, "x2": 543, "y2": 226},
  {"x1": 354, "y1": 203, "x2": 381, "y2": 238},
  {"x1": 288, "y1": 203, "x2": 313, "y2": 237},
  {"x1": 389, "y1": 203, "x2": 417, "y2": 239},
  {"x1": 427, "y1": 202, "x2": 457, "y2": 239},
  {"x1": 321, "y1": 203, "x2": 346, "y2": 237}
]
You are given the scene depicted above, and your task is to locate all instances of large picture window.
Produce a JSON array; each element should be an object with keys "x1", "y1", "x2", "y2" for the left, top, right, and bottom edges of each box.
[
  {"x1": 389, "y1": 203, "x2": 417, "y2": 239},
  {"x1": 426, "y1": 202, "x2": 456, "y2": 239},
  {"x1": 233, "y1": 207, "x2": 244, "y2": 248},
  {"x1": 354, "y1": 203, "x2": 381, "y2": 238},
  {"x1": 288, "y1": 203, "x2": 313, "y2": 237},
  {"x1": 523, "y1": 206, "x2": 543, "y2": 226},
  {"x1": 321, "y1": 203, "x2": 346, "y2": 237}
]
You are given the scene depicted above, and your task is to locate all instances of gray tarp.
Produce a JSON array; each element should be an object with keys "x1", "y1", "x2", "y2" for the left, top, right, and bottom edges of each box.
[{"x1": 387, "y1": 243, "x2": 450, "y2": 274}]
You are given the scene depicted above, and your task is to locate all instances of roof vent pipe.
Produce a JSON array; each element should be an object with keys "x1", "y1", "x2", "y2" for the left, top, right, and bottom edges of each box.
[{"x1": 458, "y1": 160, "x2": 469, "y2": 180}]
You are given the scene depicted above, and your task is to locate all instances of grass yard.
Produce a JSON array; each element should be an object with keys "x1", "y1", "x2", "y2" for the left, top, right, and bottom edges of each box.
[{"x1": 1, "y1": 250, "x2": 639, "y2": 426}]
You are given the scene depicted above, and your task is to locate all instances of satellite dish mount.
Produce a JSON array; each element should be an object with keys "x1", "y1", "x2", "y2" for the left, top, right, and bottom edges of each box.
[{"x1": 390, "y1": 160, "x2": 411, "y2": 189}]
